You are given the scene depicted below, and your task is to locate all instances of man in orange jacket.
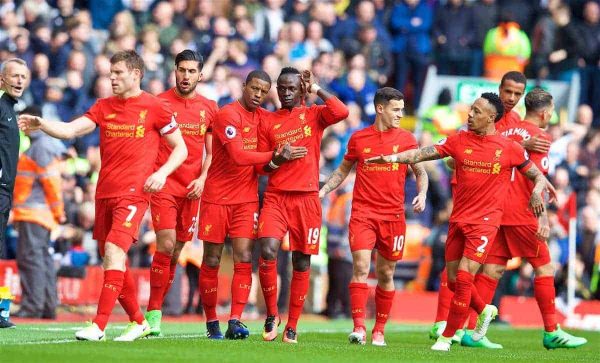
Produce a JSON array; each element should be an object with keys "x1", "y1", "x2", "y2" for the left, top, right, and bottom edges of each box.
[{"x1": 12, "y1": 106, "x2": 65, "y2": 319}]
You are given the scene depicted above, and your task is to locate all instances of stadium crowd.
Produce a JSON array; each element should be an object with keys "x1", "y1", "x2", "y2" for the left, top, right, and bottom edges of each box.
[{"x1": 0, "y1": 0, "x2": 599, "y2": 322}]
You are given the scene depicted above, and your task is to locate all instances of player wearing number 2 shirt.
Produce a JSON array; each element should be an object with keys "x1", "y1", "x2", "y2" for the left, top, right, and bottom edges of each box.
[
  {"x1": 364, "y1": 93, "x2": 552, "y2": 352},
  {"x1": 257, "y1": 68, "x2": 348, "y2": 344},
  {"x1": 474, "y1": 88, "x2": 587, "y2": 349},
  {"x1": 320, "y1": 88, "x2": 428, "y2": 346},
  {"x1": 145, "y1": 50, "x2": 218, "y2": 336},
  {"x1": 18, "y1": 50, "x2": 187, "y2": 342}
]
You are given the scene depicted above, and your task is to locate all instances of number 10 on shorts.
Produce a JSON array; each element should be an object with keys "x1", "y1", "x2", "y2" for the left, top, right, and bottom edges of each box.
[{"x1": 393, "y1": 235, "x2": 405, "y2": 252}]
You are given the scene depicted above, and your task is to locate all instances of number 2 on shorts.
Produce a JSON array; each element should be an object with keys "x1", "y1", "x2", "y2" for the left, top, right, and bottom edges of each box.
[{"x1": 477, "y1": 236, "x2": 489, "y2": 253}]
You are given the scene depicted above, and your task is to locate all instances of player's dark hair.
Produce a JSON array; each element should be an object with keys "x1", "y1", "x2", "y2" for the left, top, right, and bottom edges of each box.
[
  {"x1": 500, "y1": 71, "x2": 527, "y2": 88},
  {"x1": 175, "y1": 49, "x2": 204, "y2": 71},
  {"x1": 110, "y1": 50, "x2": 145, "y2": 79},
  {"x1": 279, "y1": 67, "x2": 301, "y2": 77},
  {"x1": 481, "y1": 92, "x2": 504, "y2": 122},
  {"x1": 245, "y1": 69, "x2": 271, "y2": 84},
  {"x1": 525, "y1": 87, "x2": 553, "y2": 113},
  {"x1": 373, "y1": 87, "x2": 404, "y2": 108}
]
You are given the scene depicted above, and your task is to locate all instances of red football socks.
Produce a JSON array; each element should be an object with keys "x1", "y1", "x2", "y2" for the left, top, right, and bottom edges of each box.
[
  {"x1": 467, "y1": 273, "x2": 498, "y2": 329},
  {"x1": 199, "y1": 263, "x2": 219, "y2": 322},
  {"x1": 443, "y1": 270, "x2": 474, "y2": 338},
  {"x1": 534, "y1": 276, "x2": 558, "y2": 332},
  {"x1": 286, "y1": 269, "x2": 310, "y2": 331},
  {"x1": 434, "y1": 269, "x2": 452, "y2": 322},
  {"x1": 349, "y1": 282, "x2": 369, "y2": 330},
  {"x1": 163, "y1": 262, "x2": 177, "y2": 300},
  {"x1": 93, "y1": 270, "x2": 124, "y2": 330},
  {"x1": 373, "y1": 286, "x2": 395, "y2": 333},
  {"x1": 118, "y1": 267, "x2": 144, "y2": 324},
  {"x1": 259, "y1": 257, "x2": 278, "y2": 316},
  {"x1": 148, "y1": 251, "x2": 171, "y2": 311},
  {"x1": 230, "y1": 262, "x2": 252, "y2": 320}
]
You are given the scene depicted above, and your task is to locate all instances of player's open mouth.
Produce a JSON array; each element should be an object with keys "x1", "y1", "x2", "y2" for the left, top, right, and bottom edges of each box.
[
  {"x1": 12, "y1": 86, "x2": 22, "y2": 92},
  {"x1": 181, "y1": 81, "x2": 190, "y2": 87}
]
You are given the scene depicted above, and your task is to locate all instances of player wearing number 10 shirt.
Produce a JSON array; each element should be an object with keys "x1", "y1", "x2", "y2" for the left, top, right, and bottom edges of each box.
[
  {"x1": 320, "y1": 88, "x2": 428, "y2": 347},
  {"x1": 365, "y1": 92, "x2": 553, "y2": 352}
]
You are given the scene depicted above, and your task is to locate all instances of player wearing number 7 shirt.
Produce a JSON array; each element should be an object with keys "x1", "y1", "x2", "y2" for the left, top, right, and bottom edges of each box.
[
  {"x1": 468, "y1": 88, "x2": 587, "y2": 349},
  {"x1": 197, "y1": 70, "x2": 308, "y2": 340},
  {"x1": 18, "y1": 50, "x2": 187, "y2": 342},
  {"x1": 256, "y1": 68, "x2": 349, "y2": 344},
  {"x1": 319, "y1": 87, "x2": 428, "y2": 347},
  {"x1": 366, "y1": 92, "x2": 555, "y2": 352},
  {"x1": 144, "y1": 50, "x2": 218, "y2": 336}
]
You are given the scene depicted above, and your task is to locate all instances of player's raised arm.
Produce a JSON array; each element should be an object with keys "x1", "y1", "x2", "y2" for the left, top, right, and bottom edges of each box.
[
  {"x1": 520, "y1": 164, "x2": 556, "y2": 217},
  {"x1": 410, "y1": 163, "x2": 428, "y2": 213},
  {"x1": 18, "y1": 114, "x2": 96, "y2": 140},
  {"x1": 319, "y1": 159, "x2": 354, "y2": 198},
  {"x1": 365, "y1": 145, "x2": 442, "y2": 165},
  {"x1": 145, "y1": 128, "x2": 188, "y2": 193},
  {"x1": 302, "y1": 70, "x2": 349, "y2": 126}
]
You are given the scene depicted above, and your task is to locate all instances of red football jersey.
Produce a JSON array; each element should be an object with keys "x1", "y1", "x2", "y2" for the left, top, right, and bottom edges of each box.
[
  {"x1": 344, "y1": 126, "x2": 418, "y2": 220},
  {"x1": 257, "y1": 97, "x2": 349, "y2": 192},
  {"x1": 84, "y1": 92, "x2": 177, "y2": 200},
  {"x1": 434, "y1": 131, "x2": 532, "y2": 226},
  {"x1": 500, "y1": 120, "x2": 551, "y2": 225},
  {"x1": 495, "y1": 109, "x2": 521, "y2": 131},
  {"x1": 156, "y1": 89, "x2": 217, "y2": 197},
  {"x1": 202, "y1": 101, "x2": 265, "y2": 205}
]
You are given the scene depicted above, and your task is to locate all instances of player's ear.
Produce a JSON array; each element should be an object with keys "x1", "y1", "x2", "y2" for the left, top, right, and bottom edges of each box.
[{"x1": 375, "y1": 103, "x2": 384, "y2": 114}]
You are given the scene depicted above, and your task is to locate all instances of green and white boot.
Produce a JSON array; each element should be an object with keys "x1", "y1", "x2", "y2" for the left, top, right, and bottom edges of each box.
[
  {"x1": 543, "y1": 325, "x2": 587, "y2": 350},
  {"x1": 429, "y1": 321, "x2": 446, "y2": 340},
  {"x1": 461, "y1": 330, "x2": 503, "y2": 349},
  {"x1": 145, "y1": 310, "x2": 162, "y2": 337},
  {"x1": 472, "y1": 305, "x2": 498, "y2": 341}
]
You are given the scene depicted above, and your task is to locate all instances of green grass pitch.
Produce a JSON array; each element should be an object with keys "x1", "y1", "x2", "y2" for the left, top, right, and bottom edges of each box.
[{"x1": 1, "y1": 320, "x2": 598, "y2": 362}]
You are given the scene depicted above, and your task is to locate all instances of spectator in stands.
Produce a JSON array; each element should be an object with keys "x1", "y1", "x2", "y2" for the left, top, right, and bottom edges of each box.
[
  {"x1": 303, "y1": 20, "x2": 333, "y2": 60},
  {"x1": 433, "y1": 0, "x2": 474, "y2": 76},
  {"x1": 548, "y1": 4, "x2": 586, "y2": 83},
  {"x1": 470, "y1": 0, "x2": 498, "y2": 76},
  {"x1": 578, "y1": 0, "x2": 600, "y2": 125},
  {"x1": 530, "y1": 0, "x2": 561, "y2": 80},
  {"x1": 254, "y1": 0, "x2": 286, "y2": 43},
  {"x1": 483, "y1": 11, "x2": 531, "y2": 80}
]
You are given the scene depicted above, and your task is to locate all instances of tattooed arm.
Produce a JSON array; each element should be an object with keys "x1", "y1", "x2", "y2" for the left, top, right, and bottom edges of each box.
[
  {"x1": 409, "y1": 163, "x2": 429, "y2": 213},
  {"x1": 521, "y1": 164, "x2": 557, "y2": 216},
  {"x1": 319, "y1": 159, "x2": 354, "y2": 198},
  {"x1": 365, "y1": 146, "x2": 442, "y2": 164}
]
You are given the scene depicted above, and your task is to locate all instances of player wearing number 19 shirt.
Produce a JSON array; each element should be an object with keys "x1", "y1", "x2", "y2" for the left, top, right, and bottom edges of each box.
[
  {"x1": 17, "y1": 50, "x2": 188, "y2": 342},
  {"x1": 474, "y1": 88, "x2": 587, "y2": 349},
  {"x1": 257, "y1": 68, "x2": 349, "y2": 344},
  {"x1": 320, "y1": 88, "x2": 428, "y2": 347},
  {"x1": 365, "y1": 93, "x2": 553, "y2": 352},
  {"x1": 145, "y1": 50, "x2": 218, "y2": 336}
]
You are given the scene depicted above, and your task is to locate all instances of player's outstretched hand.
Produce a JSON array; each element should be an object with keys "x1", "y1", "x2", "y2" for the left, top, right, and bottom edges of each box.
[
  {"x1": 186, "y1": 177, "x2": 205, "y2": 199},
  {"x1": 144, "y1": 171, "x2": 167, "y2": 193},
  {"x1": 365, "y1": 155, "x2": 393, "y2": 164},
  {"x1": 523, "y1": 134, "x2": 551, "y2": 154},
  {"x1": 536, "y1": 214, "x2": 550, "y2": 241},
  {"x1": 529, "y1": 191, "x2": 545, "y2": 217},
  {"x1": 272, "y1": 143, "x2": 308, "y2": 165},
  {"x1": 412, "y1": 193, "x2": 426, "y2": 213},
  {"x1": 18, "y1": 114, "x2": 42, "y2": 132}
]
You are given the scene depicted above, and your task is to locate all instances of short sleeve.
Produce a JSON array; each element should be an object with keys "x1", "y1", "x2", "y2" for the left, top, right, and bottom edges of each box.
[
  {"x1": 215, "y1": 108, "x2": 242, "y2": 146},
  {"x1": 433, "y1": 133, "x2": 459, "y2": 158},
  {"x1": 84, "y1": 100, "x2": 103, "y2": 125},
  {"x1": 344, "y1": 134, "x2": 358, "y2": 162},
  {"x1": 510, "y1": 140, "x2": 531, "y2": 171},
  {"x1": 155, "y1": 100, "x2": 177, "y2": 136},
  {"x1": 404, "y1": 132, "x2": 418, "y2": 151},
  {"x1": 206, "y1": 100, "x2": 218, "y2": 132}
]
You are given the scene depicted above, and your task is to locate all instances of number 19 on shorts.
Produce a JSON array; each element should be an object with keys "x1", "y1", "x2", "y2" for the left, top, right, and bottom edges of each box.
[{"x1": 307, "y1": 227, "x2": 320, "y2": 245}]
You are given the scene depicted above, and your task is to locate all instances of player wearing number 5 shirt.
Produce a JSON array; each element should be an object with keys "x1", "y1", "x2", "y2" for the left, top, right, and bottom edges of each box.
[
  {"x1": 18, "y1": 50, "x2": 187, "y2": 342},
  {"x1": 320, "y1": 88, "x2": 428, "y2": 347},
  {"x1": 365, "y1": 92, "x2": 555, "y2": 352}
]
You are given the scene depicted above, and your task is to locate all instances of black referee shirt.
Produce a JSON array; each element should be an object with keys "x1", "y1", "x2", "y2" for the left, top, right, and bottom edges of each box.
[{"x1": 0, "y1": 90, "x2": 19, "y2": 196}]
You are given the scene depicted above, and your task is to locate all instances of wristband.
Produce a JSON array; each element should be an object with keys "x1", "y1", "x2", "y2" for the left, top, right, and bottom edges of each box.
[
  {"x1": 310, "y1": 83, "x2": 322, "y2": 94},
  {"x1": 390, "y1": 155, "x2": 398, "y2": 163},
  {"x1": 268, "y1": 160, "x2": 280, "y2": 169}
]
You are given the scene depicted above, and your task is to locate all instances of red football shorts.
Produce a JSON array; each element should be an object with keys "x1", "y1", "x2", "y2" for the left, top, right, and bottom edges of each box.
[
  {"x1": 486, "y1": 225, "x2": 551, "y2": 267},
  {"x1": 94, "y1": 195, "x2": 149, "y2": 253},
  {"x1": 445, "y1": 222, "x2": 500, "y2": 264},
  {"x1": 150, "y1": 192, "x2": 200, "y2": 242},
  {"x1": 198, "y1": 201, "x2": 259, "y2": 243},
  {"x1": 348, "y1": 216, "x2": 407, "y2": 261},
  {"x1": 258, "y1": 191, "x2": 322, "y2": 255}
]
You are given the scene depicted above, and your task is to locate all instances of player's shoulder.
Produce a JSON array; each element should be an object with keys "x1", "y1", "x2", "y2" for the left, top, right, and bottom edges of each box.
[
  {"x1": 351, "y1": 125, "x2": 374, "y2": 138},
  {"x1": 157, "y1": 88, "x2": 174, "y2": 100},
  {"x1": 195, "y1": 93, "x2": 219, "y2": 111}
]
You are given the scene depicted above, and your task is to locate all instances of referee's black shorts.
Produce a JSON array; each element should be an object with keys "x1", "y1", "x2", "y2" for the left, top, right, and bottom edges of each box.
[{"x1": 0, "y1": 193, "x2": 11, "y2": 259}]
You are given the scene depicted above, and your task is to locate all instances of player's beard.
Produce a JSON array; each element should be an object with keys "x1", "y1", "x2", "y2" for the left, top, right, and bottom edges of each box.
[{"x1": 176, "y1": 81, "x2": 198, "y2": 96}]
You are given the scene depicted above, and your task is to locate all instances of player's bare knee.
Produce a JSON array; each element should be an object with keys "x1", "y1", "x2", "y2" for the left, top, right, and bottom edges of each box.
[
  {"x1": 534, "y1": 263, "x2": 554, "y2": 277},
  {"x1": 482, "y1": 264, "x2": 505, "y2": 280},
  {"x1": 156, "y1": 239, "x2": 175, "y2": 254},
  {"x1": 233, "y1": 249, "x2": 252, "y2": 263},
  {"x1": 203, "y1": 251, "x2": 221, "y2": 268},
  {"x1": 292, "y1": 252, "x2": 311, "y2": 272},
  {"x1": 352, "y1": 264, "x2": 369, "y2": 282},
  {"x1": 260, "y1": 239, "x2": 278, "y2": 260},
  {"x1": 103, "y1": 243, "x2": 127, "y2": 271}
]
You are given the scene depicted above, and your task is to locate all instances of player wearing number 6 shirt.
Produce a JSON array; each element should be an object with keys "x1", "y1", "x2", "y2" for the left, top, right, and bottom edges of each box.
[
  {"x1": 257, "y1": 67, "x2": 349, "y2": 344},
  {"x1": 469, "y1": 88, "x2": 587, "y2": 349},
  {"x1": 365, "y1": 92, "x2": 555, "y2": 352},
  {"x1": 320, "y1": 88, "x2": 428, "y2": 347},
  {"x1": 144, "y1": 50, "x2": 218, "y2": 336},
  {"x1": 18, "y1": 50, "x2": 187, "y2": 342},
  {"x1": 198, "y1": 70, "x2": 308, "y2": 340}
]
